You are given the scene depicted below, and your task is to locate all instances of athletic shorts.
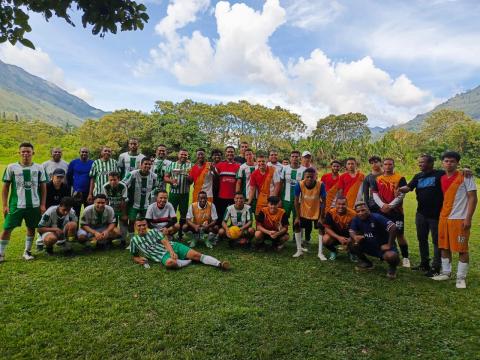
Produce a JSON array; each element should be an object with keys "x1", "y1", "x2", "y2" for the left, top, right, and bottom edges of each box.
[
  {"x1": 438, "y1": 218, "x2": 469, "y2": 253},
  {"x1": 360, "y1": 238, "x2": 397, "y2": 260},
  {"x1": 161, "y1": 241, "x2": 191, "y2": 265},
  {"x1": 3, "y1": 207, "x2": 41, "y2": 230},
  {"x1": 282, "y1": 200, "x2": 296, "y2": 219},
  {"x1": 384, "y1": 212, "x2": 405, "y2": 235},
  {"x1": 77, "y1": 226, "x2": 108, "y2": 239},
  {"x1": 300, "y1": 218, "x2": 323, "y2": 231},
  {"x1": 259, "y1": 234, "x2": 286, "y2": 246},
  {"x1": 128, "y1": 207, "x2": 147, "y2": 221},
  {"x1": 169, "y1": 193, "x2": 189, "y2": 218}
]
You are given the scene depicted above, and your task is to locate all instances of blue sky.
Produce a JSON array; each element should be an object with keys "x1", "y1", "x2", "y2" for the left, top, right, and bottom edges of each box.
[{"x1": 1, "y1": 0, "x2": 479, "y2": 128}]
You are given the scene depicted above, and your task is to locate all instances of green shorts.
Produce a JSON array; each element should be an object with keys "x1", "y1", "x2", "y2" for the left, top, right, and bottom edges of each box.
[
  {"x1": 169, "y1": 192, "x2": 189, "y2": 218},
  {"x1": 282, "y1": 200, "x2": 296, "y2": 219},
  {"x1": 3, "y1": 207, "x2": 41, "y2": 230},
  {"x1": 161, "y1": 241, "x2": 191, "y2": 265},
  {"x1": 128, "y1": 207, "x2": 147, "y2": 221}
]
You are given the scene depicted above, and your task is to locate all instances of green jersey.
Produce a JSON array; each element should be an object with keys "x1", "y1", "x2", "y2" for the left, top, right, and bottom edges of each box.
[
  {"x1": 223, "y1": 204, "x2": 252, "y2": 227},
  {"x1": 89, "y1": 158, "x2": 119, "y2": 196},
  {"x1": 117, "y1": 152, "x2": 145, "y2": 178},
  {"x1": 236, "y1": 163, "x2": 256, "y2": 198},
  {"x1": 130, "y1": 229, "x2": 167, "y2": 262},
  {"x1": 165, "y1": 161, "x2": 192, "y2": 194},
  {"x1": 153, "y1": 158, "x2": 172, "y2": 191},
  {"x1": 101, "y1": 182, "x2": 128, "y2": 214},
  {"x1": 2, "y1": 162, "x2": 47, "y2": 208},
  {"x1": 122, "y1": 170, "x2": 157, "y2": 210},
  {"x1": 281, "y1": 165, "x2": 306, "y2": 202}
]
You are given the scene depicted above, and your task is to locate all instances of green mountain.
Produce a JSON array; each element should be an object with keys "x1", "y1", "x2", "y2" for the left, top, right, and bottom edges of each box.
[{"x1": 0, "y1": 59, "x2": 106, "y2": 126}]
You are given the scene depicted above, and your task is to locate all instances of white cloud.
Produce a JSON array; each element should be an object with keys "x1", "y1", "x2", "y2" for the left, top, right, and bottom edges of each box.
[
  {"x1": 0, "y1": 43, "x2": 94, "y2": 103},
  {"x1": 285, "y1": 0, "x2": 344, "y2": 29}
]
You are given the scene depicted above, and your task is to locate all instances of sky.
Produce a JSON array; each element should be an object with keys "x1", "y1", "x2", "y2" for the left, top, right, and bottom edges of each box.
[{"x1": 1, "y1": 0, "x2": 480, "y2": 128}]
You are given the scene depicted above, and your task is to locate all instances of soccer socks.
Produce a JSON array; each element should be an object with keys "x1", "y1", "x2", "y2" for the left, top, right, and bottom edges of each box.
[
  {"x1": 457, "y1": 261, "x2": 469, "y2": 280},
  {"x1": 0, "y1": 239, "x2": 9, "y2": 255},
  {"x1": 318, "y1": 234, "x2": 324, "y2": 256},
  {"x1": 200, "y1": 254, "x2": 221, "y2": 267},
  {"x1": 441, "y1": 257, "x2": 452, "y2": 275},
  {"x1": 176, "y1": 259, "x2": 192, "y2": 268},
  {"x1": 295, "y1": 232, "x2": 302, "y2": 251},
  {"x1": 25, "y1": 236, "x2": 34, "y2": 252},
  {"x1": 399, "y1": 244, "x2": 409, "y2": 259}
]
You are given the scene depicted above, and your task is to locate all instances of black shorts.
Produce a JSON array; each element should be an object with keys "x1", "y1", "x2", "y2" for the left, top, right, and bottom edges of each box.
[{"x1": 385, "y1": 212, "x2": 405, "y2": 235}]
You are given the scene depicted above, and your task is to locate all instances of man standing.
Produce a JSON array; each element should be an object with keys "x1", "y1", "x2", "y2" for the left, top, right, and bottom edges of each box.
[
  {"x1": 248, "y1": 154, "x2": 281, "y2": 215},
  {"x1": 1, "y1": 143, "x2": 47, "y2": 262},
  {"x1": 117, "y1": 138, "x2": 145, "y2": 178},
  {"x1": 280, "y1": 150, "x2": 306, "y2": 220},
  {"x1": 88, "y1": 146, "x2": 119, "y2": 202},
  {"x1": 67, "y1": 147, "x2": 93, "y2": 216},
  {"x1": 362, "y1": 156, "x2": 383, "y2": 213},
  {"x1": 431, "y1": 151, "x2": 477, "y2": 289},
  {"x1": 215, "y1": 146, "x2": 240, "y2": 223},
  {"x1": 254, "y1": 196, "x2": 289, "y2": 251},
  {"x1": 145, "y1": 190, "x2": 180, "y2": 235},
  {"x1": 337, "y1": 157, "x2": 365, "y2": 209},
  {"x1": 184, "y1": 191, "x2": 219, "y2": 248},
  {"x1": 321, "y1": 160, "x2": 341, "y2": 209},
  {"x1": 45, "y1": 169, "x2": 70, "y2": 209},
  {"x1": 189, "y1": 148, "x2": 215, "y2": 203},
  {"x1": 210, "y1": 149, "x2": 223, "y2": 214},
  {"x1": 267, "y1": 149, "x2": 283, "y2": 174},
  {"x1": 153, "y1": 144, "x2": 172, "y2": 192},
  {"x1": 234, "y1": 141, "x2": 249, "y2": 164},
  {"x1": 42, "y1": 147, "x2": 69, "y2": 181},
  {"x1": 301, "y1": 151, "x2": 316, "y2": 172},
  {"x1": 236, "y1": 148, "x2": 256, "y2": 200}
]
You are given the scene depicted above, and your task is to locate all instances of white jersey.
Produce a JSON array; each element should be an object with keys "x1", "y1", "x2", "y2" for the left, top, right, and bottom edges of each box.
[
  {"x1": 146, "y1": 202, "x2": 176, "y2": 230},
  {"x1": 153, "y1": 158, "x2": 172, "y2": 191},
  {"x1": 446, "y1": 176, "x2": 477, "y2": 219},
  {"x1": 118, "y1": 152, "x2": 145, "y2": 177},
  {"x1": 281, "y1": 165, "x2": 306, "y2": 202},
  {"x1": 223, "y1": 204, "x2": 252, "y2": 227},
  {"x1": 122, "y1": 170, "x2": 157, "y2": 210},
  {"x1": 186, "y1": 202, "x2": 218, "y2": 222},
  {"x1": 236, "y1": 163, "x2": 257, "y2": 198},
  {"x1": 38, "y1": 206, "x2": 77, "y2": 229},
  {"x1": 2, "y1": 162, "x2": 47, "y2": 208},
  {"x1": 42, "y1": 159, "x2": 69, "y2": 180},
  {"x1": 80, "y1": 204, "x2": 116, "y2": 228},
  {"x1": 267, "y1": 162, "x2": 284, "y2": 175}
]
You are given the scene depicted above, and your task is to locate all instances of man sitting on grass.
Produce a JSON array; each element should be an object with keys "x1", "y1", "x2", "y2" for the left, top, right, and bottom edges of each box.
[
  {"x1": 349, "y1": 202, "x2": 400, "y2": 279},
  {"x1": 183, "y1": 191, "x2": 219, "y2": 248},
  {"x1": 37, "y1": 197, "x2": 78, "y2": 255},
  {"x1": 254, "y1": 196, "x2": 289, "y2": 251},
  {"x1": 131, "y1": 218, "x2": 230, "y2": 270},
  {"x1": 218, "y1": 192, "x2": 254, "y2": 248}
]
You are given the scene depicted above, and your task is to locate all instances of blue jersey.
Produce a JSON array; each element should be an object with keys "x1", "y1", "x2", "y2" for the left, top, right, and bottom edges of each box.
[
  {"x1": 67, "y1": 158, "x2": 94, "y2": 193},
  {"x1": 350, "y1": 213, "x2": 395, "y2": 245}
]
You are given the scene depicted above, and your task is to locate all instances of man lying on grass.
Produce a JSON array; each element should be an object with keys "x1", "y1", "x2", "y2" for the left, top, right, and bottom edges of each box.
[{"x1": 130, "y1": 218, "x2": 230, "y2": 270}]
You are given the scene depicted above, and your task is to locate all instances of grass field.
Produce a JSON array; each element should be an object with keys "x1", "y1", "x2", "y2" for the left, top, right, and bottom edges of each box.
[{"x1": 0, "y1": 163, "x2": 479, "y2": 359}]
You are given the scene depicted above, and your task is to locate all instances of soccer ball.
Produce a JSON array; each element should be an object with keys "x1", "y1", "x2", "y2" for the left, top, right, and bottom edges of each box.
[{"x1": 229, "y1": 226, "x2": 242, "y2": 239}]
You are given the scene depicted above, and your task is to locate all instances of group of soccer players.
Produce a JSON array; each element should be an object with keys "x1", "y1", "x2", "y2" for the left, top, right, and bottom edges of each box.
[{"x1": 1, "y1": 139, "x2": 477, "y2": 288}]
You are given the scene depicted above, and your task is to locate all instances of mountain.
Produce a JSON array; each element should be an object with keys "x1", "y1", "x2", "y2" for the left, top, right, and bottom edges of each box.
[
  {"x1": 0, "y1": 59, "x2": 106, "y2": 126},
  {"x1": 400, "y1": 85, "x2": 480, "y2": 131}
]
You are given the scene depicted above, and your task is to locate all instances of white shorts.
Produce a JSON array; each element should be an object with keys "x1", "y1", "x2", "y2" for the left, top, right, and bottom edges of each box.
[
  {"x1": 77, "y1": 226, "x2": 108, "y2": 239},
  {"x1": 36, "y1": 230, "x2": 66, "y2": 244}
]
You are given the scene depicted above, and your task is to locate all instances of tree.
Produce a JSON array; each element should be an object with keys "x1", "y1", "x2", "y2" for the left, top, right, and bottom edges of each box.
[{"x1": 0, "y1": 0, "x2": 149, "y2": 49}]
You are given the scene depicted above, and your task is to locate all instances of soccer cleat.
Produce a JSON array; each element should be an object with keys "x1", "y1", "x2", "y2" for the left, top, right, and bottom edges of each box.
[
  {"x1": 22, "y1": 251, "x2": 35, "y2": 261},
  {"x1": 432, "y1": 273, "x2": 451, "y2": 281},
  {"x1": 402, "y1": 258, "x2": 411, "y2": 268},
  {"x1": 456, "y1": 279, "x2": 466, "y2": 289},
  {"x1": 219, "y1": 261, "x2": 231, "y2": 270},
  {"x1": 425, "y1": 268, "x2": 441, "y2": 278},
  {"x1": 0, "y1": 254, "x2": 4, "y2": 263},
  {"x1": 301, "y1": 247, "x2": 309, "y2": 252},
  {"x1": 355, "y1": 261, "x2": 374, "y2": 271},
  {"x1": 318, "y1": 253, "x2": 327, "y2": 261},
  {"x1": 328, "y1": 252, "x2": 337, "y2": 261},
  {"x1": 412, "y1": 264, "x2": 430, "y2": 272},
  {"x1": 292, "y1": 250, "x2": 303, "y2": 258},
  {"x1": 387, "y1": 267, "x2": 397, "y2": 279}
]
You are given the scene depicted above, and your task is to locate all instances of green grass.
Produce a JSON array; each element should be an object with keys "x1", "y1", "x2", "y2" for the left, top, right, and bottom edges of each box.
[{"x1": 0, "y1": 163, "x2": 479, "y2": 359}]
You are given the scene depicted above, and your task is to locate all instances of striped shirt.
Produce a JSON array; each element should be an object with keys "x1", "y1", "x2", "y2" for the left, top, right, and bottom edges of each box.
[
  {"x1": 236, "y1": 163, "x2": 256, "y2": 198},
  {"x1": 130, "y1": 229, "x2": 168, "y2": 262},
  {"x1": 122, "y1": 170, "x2": 157, "y2": 210},
  {"x1": 166, "y1": 161, "x2": 192, "y2": 194},
  {"x1": 38, "y1": 206, "x2": 78, "y2": 229},
  {"x1": 89, "y1": 158, "x2": 119, "y2": 196},
  {"x1": 101, "y1": 182, "x2": 128, "y2": 214},
  {"x1": 281, "y1": 165, "x2": 306, "y2": 203},
  {"x1": 223, "y1": 204, "x2": 252, "y2": 226},
  {"x1": 153, "y1": 158, "x2": 172, "y2": 191},
  {"x1": 118, "y1": 152, "x2": 145, "y2": 178},
  {"x1": 2, "y1": 162, "x2": 47, "y2": 208}
]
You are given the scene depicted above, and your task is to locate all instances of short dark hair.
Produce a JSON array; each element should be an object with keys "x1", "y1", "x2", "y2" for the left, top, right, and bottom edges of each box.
[
  {"x1": 19, "y1": 142, "x2": 34, "y2": 149},
  {"x1": 59, "y1": 197, "x2": 75, "y2": 208},
  {"x1": 141, "y1": 157, "x2": 152, "y2": 164},
  {"x1": 336, "y1": 196, "x2": 347, "y2": 202},
  {"x1": 383, "y1": 157, "x2": 395, "y2": 164},
  {"x1": 304, "y1": 167, "x2": 316, "y2": 175},
  {"x1": 331, "y1": 160, "x2": 341, "y2": 166},
  {"x1": 128, "y1": 138, "x2": 139, "y2": 142},
  {"x1": 179, "y1": 148, "x2": 188, "y2": 153},
  {"x1": 94, "y1": 194, "x2": 107, "y2": 201},
  {"x1": 282, "y1": 158, "x2": 289, "y2": 162},
  {"x1": 291, "y1": 150, "x2": 301, "y2": 156},
  {"x1": 420, "y1": 154, "x2": 435, "y2": 164},
  {"x1": 256, "y1": 153, "x2": 266, "y2": 159},
  {"x1": 156, "y1": 190, "x2": 168, "y2": 196},
  {"x1": 354, "y1": 201, "x2": 367, "y2": 209},
  {"x1": 441, "y1": 151, "x2": 461, "y2": 162},
  {"x1": 211, "y1": 148, "x2": 222, "y2": 156},
  {"x1": 225, "y1": 145, "x2": 235, "y2": 151},
  {"x1": 196, "y1": 148, "x2": 206, "y2": 153},
  {"x1": 267, "y1": 196, "x2": 280, "y2": 205},
  {"x1": 234, "y1": 191, "x2": 244, "y2": 197},
  {"x1": 157, "y1": 144, "x2": 167, "y2": 149},
  {"x1": 108, "y1": 171, "x2": 120, "y2": 178},
  {"x1": 245, "y1": 148, "x2": 254, "y2": 153},
  {"x1": 346, "y1": 157, "x2": 357, "y2": 163},
  {"x1": 135, "y1": 217, "x2": 147, "y2": 223},
  {"x1": 240, "y1": 141, "x2": 248, "y2": 145},
  {"x1": 368, "y1": 155, "x2": 382, "y2": 164},
  {"x1": 198, "y1": 191, "x2": 207, "y2": 196},
  {"x1": 269, "y1": 149, "x2": 278, "y2": 155}
]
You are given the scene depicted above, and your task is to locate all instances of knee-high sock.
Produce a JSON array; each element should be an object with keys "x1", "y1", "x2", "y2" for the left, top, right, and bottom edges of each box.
[
  {"x1": 441, "y1": 257, "x2": 451, "y2": 275},
  {"x1": 457, "y1": 261, "x2": 469, "y2": 279},
  {"x1": 25, "y1": 236, "x2": 34, "y2": 252},
  {"x1": 294, "y1": 232, "x2": 302, "y2": 251},
  {"x1": 318, "y1": 234, "x2": 324, "y2": 255},
  {"x1": 399, "y1": 244, "x2": 409, "y2": 258},
  {"x1": 0, "y1": 239, "x2": 9, "y2": 255},
  {"x1": 176, "y1": 259, "x2": 192, "y2": 268},
  {"x1": 200, "y1": 254, "x2": 220, "y2": 267}
]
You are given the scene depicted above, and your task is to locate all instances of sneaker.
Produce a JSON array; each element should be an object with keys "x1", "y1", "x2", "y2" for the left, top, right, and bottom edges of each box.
[
  {"x1": 328, "y1": 252, "x2": 337, "y2": 261},
  {"x1": 318, "y1": 253, "x2": 327, "y2": 261},
  {"x1": 219, "y1": 261, "x2": 231, "y2": 270},
  {"x1": 349, "y1": 253, "x2": 358, "y2": 263},
  {"x1": 456, "y1": 278, "x2": 466, "y2": 289},
  {"x1": 402, "y1": 258, "x2": 411, "y2": 268},
  {"x1": 412, "y1": 264, "x2": 430, "y2": 272},
  {"x1": 22, "y1": 251, "x2": 35, "y2": 261},
  {"x1": 292, "y1": 250, "x2": 303, "y2": 258},
  {"x1": 432, "y1": 273, "x2": 451, "y2": 281},
  {"x1": 355, "y1": 261, "x2": 374, "y2": 271},
  {"x1": 0, "y1": 254, "x2": 4, "y2": 263},
  {"x1": 425, "y1": 268, "x2": 441, "y2": 278},
  {"x1": 387, "y1": 267, "x2": 397, "y2": 279}
]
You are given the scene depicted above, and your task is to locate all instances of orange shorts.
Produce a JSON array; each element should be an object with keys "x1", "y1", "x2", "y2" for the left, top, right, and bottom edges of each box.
[{"x1": 438, "y1": 218, "x2": 469, "y2": 253}]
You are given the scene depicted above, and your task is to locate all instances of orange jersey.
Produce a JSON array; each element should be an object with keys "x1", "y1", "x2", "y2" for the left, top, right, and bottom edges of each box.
[
  {"x1": 257, "y1": 207, "x2": 287, "y2": 231},
  {"x1": 321, "y1": 173, "x2": 340, "y2": 208},
  {"x1": 338, "y1": 172, "x2": 365, "y2": 209},
  {"x1": 373, "y1": 173, "x2": 407, "y2": 210},
  {"x1": 297, "y1": 180, "x2": 326, "y2": 220},
  {"x1": 324, "y1": 207, "x2": 356, "y2": 234},
  {"x1": 188, "y1": 202, "x2": 214, "y2": 225}
]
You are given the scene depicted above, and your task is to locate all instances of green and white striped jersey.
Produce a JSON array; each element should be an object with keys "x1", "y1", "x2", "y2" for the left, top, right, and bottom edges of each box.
[
  {"x1": 38, "y1": 205, "x2": 77, "y2": 229},
  {"x1": 165, "y1": 161, "x2": 192, "y2": 194},
  {"x1": 122, "y1": 170, "x2": 157, "y2": 210},
  {"x1": 153, "y1": 158, "x2": 172, "y2": 191},
  {"x1": 80, "y1": 204, "x2": 116, "y2": 228},
  {"x1": 89, "y1": 158, "x2": 119, "y2": 196},
  {"x1": 281, "y1": 165, "x2": 306, "y2": 202},
  {"x1": 130, "y1": 229, "x2": 167, "y2": 262},
  {"x1": 101, "y1": 182, "x2": 128, "y2": 214},
  {"x1": 236, "y1": 163, "x2": 256, "y2": 198},
  {"x1": 2, "y1": 162, "x2": 47, "y2": 208},
  {"x1": 117, "y1": 152, "x2": 145, "y2": 178},
  {"x1": 223, "y1": 204, "x2": 252, "y2": 226}
]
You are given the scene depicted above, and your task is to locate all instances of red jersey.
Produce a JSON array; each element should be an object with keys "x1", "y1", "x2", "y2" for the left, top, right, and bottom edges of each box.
[
  {"x1": 321, "y1": 173, "x2": 340, "y2": 192},
  {"x1": 215, "y1": 161, "x2": 240, "y2": 199}
]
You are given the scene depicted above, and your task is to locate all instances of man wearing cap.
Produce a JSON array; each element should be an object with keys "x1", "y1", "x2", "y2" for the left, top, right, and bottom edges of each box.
[
  {"x1": 301, "y1": 151, "x2": 316, "y2": 172},
  {"x1": 45, "y1": 169, "x2": 71, "y2": 209}
]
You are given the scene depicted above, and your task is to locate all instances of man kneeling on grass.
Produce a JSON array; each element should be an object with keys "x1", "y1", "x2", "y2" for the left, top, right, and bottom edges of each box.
[
  {"x1": 254, "y1": 196, "x2": 289, "y2": 251},
  {"x1": 349, "y1": 201, "x2": 400, "y2": 279},
  {"x1": 131, "y1": 218, "x2": 230, "y2": 270},
  {"x1": 37, "y1": 197, "x2": 77, "y2": 255}
]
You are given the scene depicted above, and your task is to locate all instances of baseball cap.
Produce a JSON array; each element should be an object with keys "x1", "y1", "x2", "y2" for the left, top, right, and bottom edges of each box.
[
  {"x1": 302, "y1": 151, "x2": 311, "y2": 157},
  {"x1": 52, "y1": 168, "x2": 66, "y2": 177}
]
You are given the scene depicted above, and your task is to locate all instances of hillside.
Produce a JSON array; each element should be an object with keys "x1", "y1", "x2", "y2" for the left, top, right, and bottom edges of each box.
[{"x1": 0, "y1": 59, "x2": 105, "y2": 126}]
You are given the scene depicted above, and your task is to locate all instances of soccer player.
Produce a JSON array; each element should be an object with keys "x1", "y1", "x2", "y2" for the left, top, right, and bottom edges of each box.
[
  {"x1": 349, "y1": 202, "x2": 400, "y2": 279},
  {"x1": 88, "y1": 146, "x2": 119, "y2": 203},
  {"x1": 234, "y1": 141, "x2": 249, "y2": 164},
  {"x1": 254, "y1": 196, "x2": 289, "y2": 251},
  {"x1": 164, "y1": 149, "x2": 192, "y2": 234},
  {"x1": 45, "y1": 169, "x2": 70, "y2": 209},
  {"x1": 215, "y1": 146, "x2": 240, "y2": 225},
  {"x1": 67, "y1": 147, "x2": 93, "y2": 217},
  {"x1": 301, "y1": 151, "x2": 316, "y2": 172},
  {"x1": 432, "y1": 151, "x2": 477, "y2": 289},
  {"x1": 210, "y1": 148, "x2": 223, "y2": 211},
  {"x1": 189, "y1": 148, "x2": 215, "y2": 203},
  {"x1": 322, "y1": 196, "x2": 356, "y2": 260},
  {"x1": 321, "y1": 160, "x2": 341, "y2": 209},
  {"x1": 236, "y1": 148, "x2": 256, "y2": 200},
  {"x1": 77, "y1": 194, "x2": 121, "y2": 246},
  {"x1": 145, "y1": 190, "x2": 180, "y2": 235},
  {"x1": 37, "y1": 197, "x2": 77, "y2": 255},
  {"x1": 292, "y1": 168, "x2": 326, "y2": 258},
  {"x1": 130, "y1": 218, "x2": 230, "y2": 270},
  {"x1": 123, "y1": 158, "x2": 157, "y2": 239},
  {"x1": 267, "y1": 149, "x2": 283, "y2": 174},
  {"x1": 1, "y1": 143, "x2": 47, "y2": 262},
  {"x1": 219, "y1": 192, "x2": 254, "y2": 247},
  {"x1": 117, "y1": 138, "x2": 145, "y2": 178},
  {"x1": 183, "y1": 191, "x2": 219, "y2": 248},
  {"x1": 101, "y1": 171, "x2": 128, "y2": 242},
  {"x1": 248, "y1": 154, "x2": 281, "y2": 215},
  {"x1": 153, "y1": 144, "x2": 172, "y2": 192},
  {"x1": 337, "y1": 157, "x2": 365, "y2": 209},
  {"x1": 280, "y1": 150, "x2": 306, "y2": 220},
  {"x1": 42, "y1": 147, "x2": 69, "y2": 181},
  {"x1": 282, "y1": 158, "x2": 290, "y2": 166},
  {"x1": 371, "y1": 158, "x2": 410, "y2": 268},
  {"x1": 362, "y1": 156, "x2": 383, "y2": 213}
]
